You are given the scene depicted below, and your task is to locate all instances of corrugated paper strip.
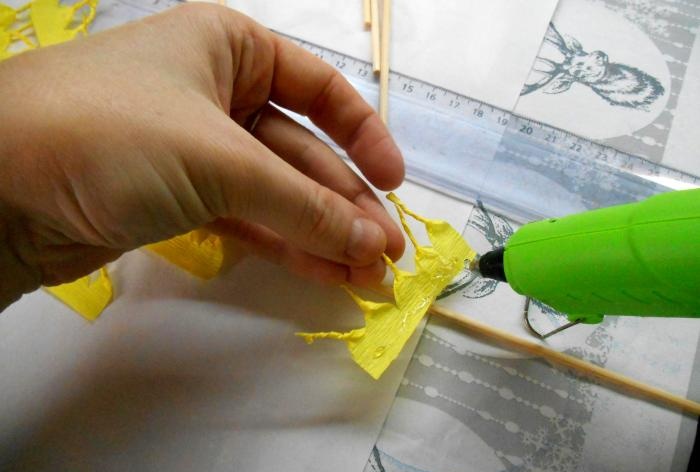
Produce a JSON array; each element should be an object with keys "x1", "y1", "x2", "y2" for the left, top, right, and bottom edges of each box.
[{"x1": 298, "y1": 193, "x2": 477, "y2": 379}]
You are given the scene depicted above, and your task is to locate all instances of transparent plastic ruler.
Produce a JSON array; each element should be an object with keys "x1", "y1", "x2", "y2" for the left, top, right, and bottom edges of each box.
[
  {"x1": 286, "y1": 35, "x2": 700, "y2": 223},
  {"x1": 100, "y1": 0, "x2": 700, "y2": 223}
]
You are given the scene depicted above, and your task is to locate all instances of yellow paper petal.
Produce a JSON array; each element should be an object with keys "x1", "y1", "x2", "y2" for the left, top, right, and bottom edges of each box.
[
  {"x1": 45, "y1": 268, "x2": 113, "y2": 321},
  {"x1": 30, "y1": 0, "x2": 97, "y2": 47},
  {"x1": 1, "y1": 1, "x2": 97, "y2": 60},
  {"x1": 0, "y1": 4, "x2": 17, "y2": 29},
  {"x1": 298, "y1": 193, "x2": 477, "y2": 379},
  {"x1": 147, "y1": 230, "x2": 225, "y2": 280},
  {"x1": 0, "y1": 3, "x2": 35, "y2": 58},
  {"x1": 0, "y1": 33, "x2": 11, "y2": 58}
]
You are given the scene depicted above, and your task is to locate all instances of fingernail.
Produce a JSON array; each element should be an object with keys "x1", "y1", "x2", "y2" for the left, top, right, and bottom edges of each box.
[{"x1": 346, "y1": 218, "x2": 385, "y2": 264}]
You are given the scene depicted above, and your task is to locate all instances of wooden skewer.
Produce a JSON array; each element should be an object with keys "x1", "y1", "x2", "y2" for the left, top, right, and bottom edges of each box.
[
  {"x1": 369, "y1": 285, "x2": 700, "y2": 415},
  {"x1": 370, "y1": 0, "x2": 381, "y2": 74},
  {"x1": 363, "y1": 0, "x2": 371, "y2": 29},
  {"x1": 434, "y1": 302, "x2": 700, "y2": 415},
  {"x1": 379, "y1": 0, "x2": 392, "y2": 123}
]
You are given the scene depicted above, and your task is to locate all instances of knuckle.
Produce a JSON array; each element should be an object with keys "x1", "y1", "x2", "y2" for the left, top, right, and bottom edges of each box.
[
  {"x1": 300, "y1": 186, "x2": 337, "y2": 242},
  {"x1": 307, "y1": 71, "x2": 343, "y2": 119},
  {"x1": 294, "y1": 140, "x2": 318, "y2": 176}
]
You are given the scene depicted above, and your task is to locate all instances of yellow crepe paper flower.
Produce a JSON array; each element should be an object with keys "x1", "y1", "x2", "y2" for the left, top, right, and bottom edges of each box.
[{"x1": 298, "y1": 193, "x2": 476, "y2": 379}]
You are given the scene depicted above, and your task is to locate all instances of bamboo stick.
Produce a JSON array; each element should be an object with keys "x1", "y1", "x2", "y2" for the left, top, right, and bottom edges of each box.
[
  {"x1": 370, "y1": 0, "x2": 381, "y2": 74},
  {"x1": 379, "y1": 0, "x2": 391, "y2": 123},
  {"x1": 369, "y1": 285, "x2": 700, "y2": 415},
  {"x1": 433, "y1": 301, "x2": 700, "y2": 415},
  {"x1": 363, "y1": 0, "x2": 371, "y2": 29}
]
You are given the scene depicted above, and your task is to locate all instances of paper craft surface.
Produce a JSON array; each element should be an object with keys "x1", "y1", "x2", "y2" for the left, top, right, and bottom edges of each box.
[{"x1": 299, "y1": 194, "x2": 476, "y2": 379}]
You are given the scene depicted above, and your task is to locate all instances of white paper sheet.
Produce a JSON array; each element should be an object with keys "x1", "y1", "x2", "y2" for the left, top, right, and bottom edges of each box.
[
  {"x1": 0, "y1": 252, "x2": 404, "y2": 471},
  {"x1": 229, "y1": 0, "x2": 559, "y2": 111}
]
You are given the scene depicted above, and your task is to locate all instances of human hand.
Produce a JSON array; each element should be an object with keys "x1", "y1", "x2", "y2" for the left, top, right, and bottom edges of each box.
[{"x1": 0, "y1": 3, "x2": 405, "y2": 309}]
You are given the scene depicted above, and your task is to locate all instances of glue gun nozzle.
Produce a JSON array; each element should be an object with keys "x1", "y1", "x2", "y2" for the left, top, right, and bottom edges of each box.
[{"x1": 475, "y1": 247, "x2": 507, "y2": 282}]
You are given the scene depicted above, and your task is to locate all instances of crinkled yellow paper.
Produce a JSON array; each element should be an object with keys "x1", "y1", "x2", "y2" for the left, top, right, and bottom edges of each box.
[
  {"x1": 31, "y1": 0, "x2": 97, "y2": 47},
  {"x1": 46, "y1": 229, "x2": 224, "y2": 321},
  {"x1": 45, "y1": 268, "x2": 113, "y2": 321},
  {"x1": 147, "y1": 229, "x2": 224, "y2": 280},
  {"x1": 298, "y1": 193, "x2": 477, "y2": 379},
  {"x1": 0, "y1": 1, "x2": 97, "y2": 59},
  {"x1": 1, "y1": 3, "x2": 34, "y2": 60}
]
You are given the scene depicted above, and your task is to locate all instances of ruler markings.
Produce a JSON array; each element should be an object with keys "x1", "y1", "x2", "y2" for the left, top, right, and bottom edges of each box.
[{"x1": 285, "y1": 33, "x2": 700, "y2": 221}]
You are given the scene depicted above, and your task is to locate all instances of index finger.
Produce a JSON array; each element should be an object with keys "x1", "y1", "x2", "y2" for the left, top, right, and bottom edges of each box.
[{"x1": 268, "y1": 34, "x2": 404, "y2": 191}]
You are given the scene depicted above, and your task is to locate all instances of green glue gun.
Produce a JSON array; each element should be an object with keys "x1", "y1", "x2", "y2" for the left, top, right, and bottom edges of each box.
[{"x1": 473, "y1": 188, "x2": 700, "y2": 324}]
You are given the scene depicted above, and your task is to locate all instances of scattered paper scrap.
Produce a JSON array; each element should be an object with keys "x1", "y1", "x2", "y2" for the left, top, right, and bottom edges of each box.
[
  {"x1": 147, "y1": 230, "x2": 225, "y2": 280},
  {"x1": 0, "y1": 3, "x2": 35, "y2": 59},
  {"x1": 298, "y1": 193, "x2": 477, "y2": 379},
  {"x1": 0, "y1": 1, "x2": 98, "y2": 59},
  {"x1": 31, "y1": 0, "x2": 98, "y2": 47},
  {"x1": 45, "y1": 268, "x2": 113, "y2": 321}
]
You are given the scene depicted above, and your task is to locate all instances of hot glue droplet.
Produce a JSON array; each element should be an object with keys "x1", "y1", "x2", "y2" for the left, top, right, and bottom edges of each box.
[
  {"x1": 416, "y1": 297, "x2": 430, "y2": 310},
  {"x1": 374, "y1": 346, "x2": 387, "y2": 358}
]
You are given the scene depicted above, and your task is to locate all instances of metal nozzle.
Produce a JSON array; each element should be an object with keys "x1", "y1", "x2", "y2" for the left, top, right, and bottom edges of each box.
[
  {"x1": 468, "y1": 257, "x2": 480, "y2": 272},
  {"x1": 476, "y1": 247, "x2": 507, "y2": 282}
]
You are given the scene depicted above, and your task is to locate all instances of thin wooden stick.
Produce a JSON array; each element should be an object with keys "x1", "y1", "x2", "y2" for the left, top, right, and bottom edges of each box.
[
  {"x1": 363, "y1": 0, "x2": 371, "y2": 29},
  {"x1": 370, "y1": 0, "x2": 381, "y2": 74},
  {"x1": 368, "y1": 285, "x2": 700, "y2": 415},
  {"x1": 379, "y1": 0, "x2": 392, "y2": 123},
  {"x1": 431, "y1": 302, "x2": 700, "y2": 415}
]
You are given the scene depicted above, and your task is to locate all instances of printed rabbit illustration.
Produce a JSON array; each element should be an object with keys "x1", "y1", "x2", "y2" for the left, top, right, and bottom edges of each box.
[{"x1": 522, "y1": 23, "x2": 664, "y2": 110}]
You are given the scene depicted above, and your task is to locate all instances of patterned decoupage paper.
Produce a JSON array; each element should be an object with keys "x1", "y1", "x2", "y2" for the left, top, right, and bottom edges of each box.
[
  {"x1": 365, "y1": 204, "x2": 700, "y2": 472},
  {"x1": 514, "y1": 0, "x2": 700, "y2": 177}
]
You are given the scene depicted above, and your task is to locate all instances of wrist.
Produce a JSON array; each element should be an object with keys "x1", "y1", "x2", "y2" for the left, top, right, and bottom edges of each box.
[{"x1": 0, "y1": 210, "x2": 41, "y2": 311}]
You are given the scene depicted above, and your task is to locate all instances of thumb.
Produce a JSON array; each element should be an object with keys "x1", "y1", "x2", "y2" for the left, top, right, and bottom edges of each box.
[{"x1": 191, "y1": 123, "x2": 388, "y2": 267}]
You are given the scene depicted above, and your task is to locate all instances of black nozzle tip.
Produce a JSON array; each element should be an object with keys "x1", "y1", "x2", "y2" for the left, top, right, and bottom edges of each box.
[{"x1": 478, "y1": 247, "x2": 506, "y2": 282}]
